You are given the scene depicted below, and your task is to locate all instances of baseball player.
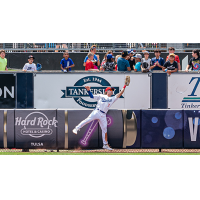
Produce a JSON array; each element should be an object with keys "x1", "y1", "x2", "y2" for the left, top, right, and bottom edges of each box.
[{"x1": 73, "y1": 77, "x2": 130, "y2": 150}]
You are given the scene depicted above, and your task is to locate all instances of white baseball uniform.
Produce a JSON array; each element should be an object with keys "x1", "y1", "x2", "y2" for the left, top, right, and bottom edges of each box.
[{"x1": 76, "y1": 93, "x2": 118, "y2": 145}]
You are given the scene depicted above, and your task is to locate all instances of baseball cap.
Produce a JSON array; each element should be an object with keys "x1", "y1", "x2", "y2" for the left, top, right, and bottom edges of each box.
[
  {"x1": 28, "y1": 55, "x2": 35, "y2": 59},
  {"x1": 122, "y1": 51, "x2": 128, "y2": 57},
  {"x1": 107, "y1": 54, "x2": 115, "y2": 59},
  {"x1": 134, "y1": 54, "x2": 142, "y2": 59},
  {"x1": 105, "y1": 87, "x2": 115, "y2": 92},
  {"x1": 169, "y1": 53, "x2": 175, "y2": 57},
  {"x1": 143, "y1": 51, "x2": 149, "y2": 54}
]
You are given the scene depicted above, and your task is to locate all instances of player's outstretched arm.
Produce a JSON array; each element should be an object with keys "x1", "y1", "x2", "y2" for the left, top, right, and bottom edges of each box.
[
  {"x1": 85, "y1": 86, "x2": 94, "y2": 99},
  {"x1": 116, "y1": 85, "x2": 126, "y2": 98}
]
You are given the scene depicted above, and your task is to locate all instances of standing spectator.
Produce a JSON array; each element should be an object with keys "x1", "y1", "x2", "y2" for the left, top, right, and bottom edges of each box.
[
  {"x1": 166, "y1": 47, "x2": 181, "y2": 70},
  {"x1": 117, "y1": 51, "x2": 131, "y2": 71},
  {"x1": 100, "y1": 54, "x2": 115, "y2": 71},
  {"x1": 22, "y1": 55, "x2": 37, "y2": 72},
  {"x1": 163, "y1": 53, "x2": 178, "y2": 75},
  {"x1": 185, "y1": 49, "x2": 200, "y2": 72},
  {"x1": 0, "y1": 49, "x2": 8, "y2": 71},
  {"x1": 60, "y1": 51, "x2": 75, "y2": 72},
  {"x1": 134, "y1": 54, "x2": 142, "y2": 72},
  {"x1": 83, "y1": 45, "x2": 100, "y2": 68},
  {"x1": 141, "y1": 51, "x2": 151, "y2": 72},
  {"x1": 115, "y1": 55, "x2": 121, "y2": 71},
  {"x1": 100, "y1": 50, "x2": 113, "y2": 66},
  {"x1": 127, "y1": 50, "x2": 135, "y2": 70},
  {"x1": 85, "y1": 52, "x2": 99, "y2": 72},
  {"x1": 150, "y1": 49, "x2": 165, "y2": 71}
]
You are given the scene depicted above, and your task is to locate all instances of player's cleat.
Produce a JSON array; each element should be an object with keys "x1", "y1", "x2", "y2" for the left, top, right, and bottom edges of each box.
[
  {"x1": 103, "y1": 144, "x2": 113, "y2": 151},
  {"x1": 72, "y1": 127, "x2": 79, "y2": 135}
]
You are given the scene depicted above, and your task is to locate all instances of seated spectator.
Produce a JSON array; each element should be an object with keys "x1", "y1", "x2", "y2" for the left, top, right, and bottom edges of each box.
[
  {"x1": 55, "y1": 43, "x2": 68, "y2": 52},
  {"x1": 60, "y1": 51, "x2": 75, "y2": 72},
  {"x1": 141, "y1": 51, "x2": 151, "y2": 72},
  {"x1": 100, "y1": 54, "x2": 115, "y2": 71},
  {"x1": 83, "y1": 45, "x2": 100, "y2": 69},
  {"x1": 85, "y1": 52, "x2": 99, "y2": 72},
  {"x1": 22, "y1": 55, "x2": 37, "y2": 72},
  {"x1": 150, "y1": 49, "x2": 165, "y2": 70},
  {"x1": 117, "y1": 51, "x2": 131, "y2": 71},
  {"x1": 162, "y1": 53, "x2": 178, "y2": 75},
  {"x1": 185, "y1": 49, "x2": 200, "y2": 72},
  {"x1": 134, "y1": 54, "x2": 142, "y2": 72},
  {"x1": 115, "y1": 55, "x2": 121, "y2": 71},
  {"x1": 0, "y1": 49, "x2": 8, "y2": 71},
  {"x1": 166, "y1": 47, "x2": 181, "y2": 70},
  {"x1": 127, "y1": 50, "x2": 135, "y2": 70}
]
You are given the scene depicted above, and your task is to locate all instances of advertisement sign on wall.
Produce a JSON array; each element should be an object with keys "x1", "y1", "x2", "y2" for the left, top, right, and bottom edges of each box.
[
  {"x1": 168, "y1": 74, "x2": 200, "y2": 109},
  {"x1": 0, "y1": 74, "x2": 15, "y2": 108},
  {"x1": 34, "y1": 73, "x2": 150, "y2": 110}
]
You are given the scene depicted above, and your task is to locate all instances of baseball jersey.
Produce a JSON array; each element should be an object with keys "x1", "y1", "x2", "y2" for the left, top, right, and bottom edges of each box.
[
  {"x1": 23, "y1": 63, "x2": 36, "y2": 71},
  {"x1": 93, "y1": 94, "x2": 118, "y2": 114},
  {"x1": 0, "y1": 57, "x2": 7, "y2": 71},
  {"x1": 102, "y1": 62, "x2": 115, "y2": 71},
  {"x1": 60, "y1": 58, "x2": 74, "y2": 71}
]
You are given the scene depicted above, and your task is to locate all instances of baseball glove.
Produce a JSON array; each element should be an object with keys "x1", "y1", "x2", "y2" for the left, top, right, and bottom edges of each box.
[{"x1": 125, "y1": 76, "x2": 130, "y2": 86}]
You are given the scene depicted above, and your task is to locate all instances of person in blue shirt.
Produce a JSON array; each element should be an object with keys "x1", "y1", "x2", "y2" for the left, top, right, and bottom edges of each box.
[
  {"x1": 83, "y1": 45, "x2": 100, "y2": 68},
  {"x1": 117, "y1": 51, "x2": 131, "y2": 71},
  {"x1": 60, "y1": 51, "x2": 75, "y2": 72},
  {"x1": 133, "y1": 54, "x2": 142, "y2": 72},
  {"x1": 150, "y1": 49, "x2": 165, "y2": 70}
]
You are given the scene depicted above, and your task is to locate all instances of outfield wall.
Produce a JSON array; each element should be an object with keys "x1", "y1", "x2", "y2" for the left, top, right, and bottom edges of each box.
[{"x1": 0, "y1": 109, "x2": 200, "y2": 149}]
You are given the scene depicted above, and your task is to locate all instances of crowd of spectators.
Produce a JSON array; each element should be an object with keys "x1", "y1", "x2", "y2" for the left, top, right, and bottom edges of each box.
[{"x1": 0, "y1": 47, "x2": 200, "y2": 74}]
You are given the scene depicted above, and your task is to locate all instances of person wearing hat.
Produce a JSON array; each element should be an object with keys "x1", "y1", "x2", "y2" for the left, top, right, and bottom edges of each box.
[
  {"x1": 141, "y1": 51, "x2": 152, "y2": 72},
  {"x1": 22, "y1": 55, "x2": 37, "y2": 72},
  {"x1": 72, "y1": 83, "x2": 128, "y2": 150},
  {"x1": 117, "y1": 51, "x2": 131, "y2": 71},
  {"x1": 127, "y1": 50, "x2": 136, "y2": 70},
  {"x1": 134, "y1": 54, "x2": 142, "y2": 72},
  {"x1": 166, "y1": 47, "x2": 181, "y2": 70},
  {"x1": 162, "y1": 53, "x2": 178, "y2": 75},
  {"x1": 100, "y1": 54, "x2": 115, "y2": 71}
]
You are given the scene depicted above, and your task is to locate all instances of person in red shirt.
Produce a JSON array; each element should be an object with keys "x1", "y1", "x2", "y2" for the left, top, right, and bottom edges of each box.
[
  {"x1": 166, "y1": 47, "x2": 181, "y2": 70},
  {"x1": 85, "y1": 52, "x2": 99, "y2": 71}
]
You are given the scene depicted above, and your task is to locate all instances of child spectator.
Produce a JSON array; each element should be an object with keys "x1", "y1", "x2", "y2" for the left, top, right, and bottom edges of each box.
[
  {"x1": 166, "y1": 47, "x2": 181, "y2": 70},
  {"x1": 117, "y1": 51, "x2": 131, "y2": 71},
  {"x1": 83, "y1": 45, "x2": 100, "y2": 69},
  {"x1": 151, "y1": 49, "x2": 165, "y2": 70},
  {"x1": 101, "y1": 54, "x2": 107, "y2": 66},
  {"x1": 163, "y1": 53, "x2": 178, "y2": 75},
  {"x1": 185, "y1": 49, "x2": 200, "y2": 72},
  {"x1": 100, "y1": 54, "x2": 115, "y2": 71},
  {"x1": 85, "y1": 52, "x2": 99, "y2": 72},
  {"x1": 134, "y1": 54, "x2": 142, "y2": 72},
  {"x1": 0, "y1": 49, "x2": 8, "y2": 71},
  {"x1": 141, "y1": 51, "x2": 151, "y2": 72},
  {"x1": 115, "y1": 55, "x2": 121, "y2": 71},
  {"x1": 60, "y1": 52, "x2": 75, "y2": 72},
  {"x1": 22, "y1": 55, "x2": 37, "y2": 72}
]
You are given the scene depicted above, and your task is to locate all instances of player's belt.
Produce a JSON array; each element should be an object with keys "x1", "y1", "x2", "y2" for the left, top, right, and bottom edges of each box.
[{"x1": 96, "y1": 109, "x2": 105, "y2": 114}]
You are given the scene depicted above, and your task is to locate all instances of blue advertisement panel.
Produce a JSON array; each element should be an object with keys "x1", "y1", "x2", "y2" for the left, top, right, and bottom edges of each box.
[
  {"x1": 184, "y1": 110, "x2": 200, "y2": 148},
  {"x1": 141, "y1": 110, "x2": 183, "y2": 148}
]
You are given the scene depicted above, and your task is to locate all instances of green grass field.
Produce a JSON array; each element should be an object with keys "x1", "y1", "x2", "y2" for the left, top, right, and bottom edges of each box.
[{"x1": 1, "y1": 152, "x2": 200, "y2": 155}]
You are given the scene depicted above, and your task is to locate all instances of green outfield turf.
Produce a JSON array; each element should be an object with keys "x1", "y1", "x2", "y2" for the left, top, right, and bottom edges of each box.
[{"x1": 0, "y1": 152, "x2": 200, "y2": 155}]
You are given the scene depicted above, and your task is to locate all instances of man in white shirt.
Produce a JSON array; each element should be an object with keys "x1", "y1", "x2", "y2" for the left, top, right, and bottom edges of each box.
[
  {"x1": 73, "y1": 84, "x2": 128, "y2": 150},
  {"x1": 22, "y1": 55, "x2": 37, "y2": 72}
]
